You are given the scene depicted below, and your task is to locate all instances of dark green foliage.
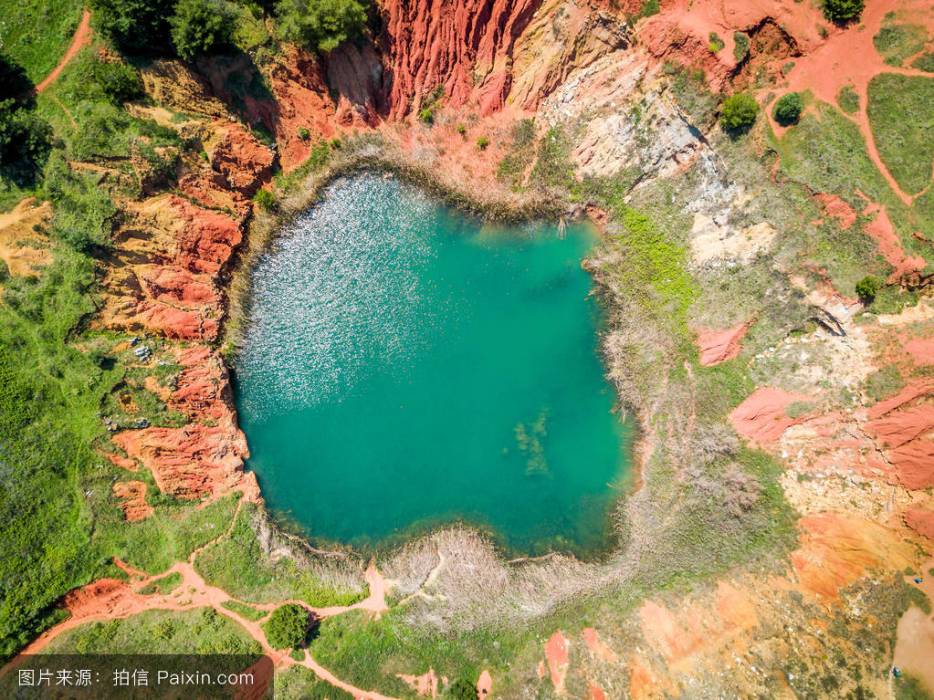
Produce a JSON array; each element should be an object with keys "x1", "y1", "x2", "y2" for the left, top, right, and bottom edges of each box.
[
  {"x1": 274, "y1": 0, "x2": 367, "y2": 53},
  {"x1": 855, "y1": 275, "x2": 881, "y2": 304},
  {"x1": 732, "y1": 31, "x2": 750, "y2": 62},
  {"x1": 0, "y1": 99, "x2": 52, "y2": 187},
  {"x1": 837, "y1": 85, "x2": 859, "y2": 114},
  {"x1": 822, "y1": 0, "x2": 864, "y2": 24},
  {"x1": 630, "y1": 0, "x2": 659, "y2": 21},
  {"x1": 64, "y1": 53, "x2": 144, "y2": 105},
  {"x1": 263, "y1": 604, "x2": 310, "y2": 649},
  {"x1": 446, "y1": 678, "x2": 478, "y2": 700},
  {"x1": 170, "y1": 0, "x2": 237, "y2": 61},
  {"x1": 0, "y1": 53, "x2": 33, "y2": 97},
  {"x1": 773, "y1": 92, "x2": 803, "y2": 126},
  {"x1": 89, "y1": 0, "x2": 178, "y2": 55},
  {"x1": 912, "y1": 52, "x2": 934, "y2": 72},
  {"x1": 720, "y1": 93, "x2": 759, "y2": 133}
]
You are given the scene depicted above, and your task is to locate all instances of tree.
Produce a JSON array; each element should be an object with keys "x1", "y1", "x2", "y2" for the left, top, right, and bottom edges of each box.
[
  {"x1": 855, "y1": 275, "x2": 881, "y2": 304},
  {"x1": 823, "y1": 0, "x2": 864, "y2": 23},
  {"x1": 445, "y1": 679, "x2": 478, "y2": 700},
  {"x1": 262, "y1": 604, "x2": 309, "y2": 649},
  {"x1": 275, "y1": 0, "x2": 367, "y2": 53},
  {"x1": 720, "y1": 93, "x2": 758, "y2": 133},
  {"x1": 0, "y1": 100, "x2": 52, "y2": 187},
  {"x1": 772, "y1": 92, "x2": 803, "y2": 125},
  {"x1": 171, "y1": 0, "x2": 237, "y2": 61},
  {"x1": 0, "y1": 54, "x2": 33, "y2": 98},
  {"x1": 89, "y1": 0, "x2": 178, "y2": 55}
]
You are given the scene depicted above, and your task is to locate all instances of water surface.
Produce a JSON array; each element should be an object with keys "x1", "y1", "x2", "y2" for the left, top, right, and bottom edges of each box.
[{"x1": 234, "y1": 174, "x2": 631, "y2": 555}]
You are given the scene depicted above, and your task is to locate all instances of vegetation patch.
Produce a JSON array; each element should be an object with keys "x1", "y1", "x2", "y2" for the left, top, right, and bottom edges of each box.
[
  {"x1": 836, "y1": 85, "x2": 859, "y2": 115},
  {"x1": 221, "y1": 599, "x2": 267, "y2": 622},
  {"x1": 263, "y1": 603, "x2": 311, "y2": 649},
  {"x1": 720, "y1": 93, "x2": 759, "y2": 134},
  {"x1": 0, "y1": 0, "x2": 83, "y2": 81},
  {"x1": 873, "y1": 19, "x2": 927, "y2": 67},
  {"x1": 139, "y1": 571, "x2": 183, "y2": 595},
  {"x1": 866, "y1": 74, "x2": 934, "y2": 196},
  {"x1": 773, "y1": 92, "x2": 803, "y2": 126}
]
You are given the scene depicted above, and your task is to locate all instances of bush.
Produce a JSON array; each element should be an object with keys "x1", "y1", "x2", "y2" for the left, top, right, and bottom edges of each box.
[
  {"x1": 445, "y1": 679, "x2": 478, "y2": 700},
  {"x1": 823, "y1": 0, "x2": 864, "y2": 24},
  {"x1": 855, "y1": 275, "x2": 881, "y2": 304},
  {"x1": 733, "y1": 31, "x2": 750, "y2": 61},
  {"x1": 262, "y1": 604, "x2": 309, "y2": 649},
  {"x1": 275, "y1": 0, "x2": 367, "y2": 53},
  {"x1": 43, "y1": 152, "x2": 118, "y2": 252},
  {"x1": 708, "y1": 32, "x2": 724, "y2": 53},
  {"x1": 0, "y1": 99, "x2": 52, "y2": 187},
  {"x1": 68, "y1": 54, "x2": 144, "y2": 104},
  {"x1": 476, "y1": 136, "x2": 490, "y2": 150},
  {"x1": 253, "y1": 188, "x2": 278, "y2": 211},
  {"x1": 720, "y1": 93, "x2": 758, "y2": 133},
  {"x1": 772, "y1": 92, "x2": 803, "y2": 125},
  {"x1": 170, "y1": 0, "x2": 237, "y2": 61},
  {"x1": 0, "y1": 54, "x2": 33, "y2": 98},
  {"x1": 837, "y1": 85, "x2": 859, "y2": 114},
  {"x1": 90, "y1": 0, "x2": 178, "y2": 55}
]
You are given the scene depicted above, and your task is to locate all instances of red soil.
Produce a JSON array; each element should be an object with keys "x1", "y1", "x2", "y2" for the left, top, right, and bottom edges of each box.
[
  {"x1": 814, "y1": 193, "x2": 857, "y2": 230},
  {"x1": 864, "y1": 379, "x2": 934, "y2": 490},
  {"x1": 35, "y1": 9, "x2": 92, "y2": 94},
  {"x1": 380, "y1": 0, "x2": 542, "y2": 120},
  {"x1": 544, "y1": 630, "x2": 570, "y2": 693},
  {"x1": 581, "y1": 627, "x2": 618, "y2": 662},
  {"x1": 905, "y1": 508, "x2": 934, "y2": 541},
  {"x1": 905, "y1": 337, "x2": 934, "y2": 366},
  {"x1": 477, "y1": 670, "x2": 492, "y2": 698},
  {"x1": 862, "y1": 202, "x2": 926, "y2": 282},
  {"x1": 729, "y1": 387, "x2": 811, "y2": 443},
  {"x1": 695, "y1": 321, "x2": 751, "y2": 366},
  {"x1": 112, "y1": 480, "x2": 154, "y2": 522}
]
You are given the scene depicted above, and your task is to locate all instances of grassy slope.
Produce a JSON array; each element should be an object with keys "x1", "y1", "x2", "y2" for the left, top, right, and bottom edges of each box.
[
  {"x1": 867, "y1": 74, "x2": 934, "y2": 198},
  {"x1": 0, "y1": 0, "x2": 82, "y2": 82}
]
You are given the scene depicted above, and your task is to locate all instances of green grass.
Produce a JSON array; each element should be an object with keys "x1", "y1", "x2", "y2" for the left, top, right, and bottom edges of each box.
[
  {"x1": 0, "y1": 0, "x2": 83, "y2": 82},
  {"x1": 276, "y1": 666, "x2": 355, "y2": 700},
  {"x1": 221, "y1": 599, "x2": 268, "y2": 622},
  {"x1": 913, "y1": 52, "x2": 934, "y2": 73},
  {"x1": 863, "y1": 365, "x2": 905, "y2": 402},
  {"x1": 139, "y1": 571, "x2": 184, "y2": 595},
  {"x1": 866, "y1": 74, "x2": 934, "y2": 197},
  {"x1": 195, "y1": 504, "x2": 366, "y2": 608},
  {"x1": 836, "y1": 85, "x2": 859, "y2": 114},
  {"x1": 873, "y1": 21, "x2": 927, "y2": 67},
  {"x1": 895, "y1": 674, "x2": 934, "y2": 700},
  {"x1": 44, "y1": 608, "x2": 262, "y2": 655}
]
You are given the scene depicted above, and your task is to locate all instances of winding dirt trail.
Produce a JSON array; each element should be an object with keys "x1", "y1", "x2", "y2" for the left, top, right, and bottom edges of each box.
[
  {"x1": 3, "y1": 539, "x2": 398, "y2": 699},
  {"x1": 35, "y1": 8, "x2": 92, "y2": 94}
]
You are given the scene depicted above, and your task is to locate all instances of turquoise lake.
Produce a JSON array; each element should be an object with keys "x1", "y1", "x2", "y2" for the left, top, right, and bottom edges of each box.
[{"x1": 233, "y1": 174, "x2": 631, "y2": 555}]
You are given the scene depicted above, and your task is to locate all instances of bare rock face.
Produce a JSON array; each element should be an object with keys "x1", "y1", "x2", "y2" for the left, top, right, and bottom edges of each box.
[
  {"x1": 378, "y1": 0, "x2": 543, "y2": 118},
  {"x1": 204, "y1": 122, "x2": 275, "y2": 196}
]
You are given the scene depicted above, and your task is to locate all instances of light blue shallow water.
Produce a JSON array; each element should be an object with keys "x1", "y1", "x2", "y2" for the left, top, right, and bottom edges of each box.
[{"x1": 234, "y1": 173, "x2": 632, "y2": 555}]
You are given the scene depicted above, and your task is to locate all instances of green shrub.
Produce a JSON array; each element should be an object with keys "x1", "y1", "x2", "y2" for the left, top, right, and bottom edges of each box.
[
  {"x1": 708, "y1": 32, "x2": 724, "y2": 53},
  {"x1": 855, "y1": 275, "x2": 881, "y2": 303},
  {"x1": 253, "y1": 188, "x2": 277, "y2": 211},
  {"x1": 912, "y1": 52, "x2": 934, "y2": 72},
  {"x1": 170, "y1": 0, "x2": 237, "y2": 60},
  {"x1": 42, "y1": 153, "x2": 118, "y2": 252},
  {"x1": 772, "y1": 92, "x2": 803, "y2": 125},
  {"x1": 445, "y1": 678, "x2": 478, "y2": 699},
  {"x1": 275, "y1": 0, "x2": 367, "y2": 53},
  {"x1": 720, "y1": 93, "x2": 758, "y2": 133},
  {"x1": 0, "y1": 54, "x2": 33, "y2": 97},
  {"x1": 837, "y1": 85, "x2": 859, "y2": 114},
  {"x1": 297, "y1": 126, "x2": 310, "y2": 141},
  {"x1": 873, "y1": 22, "x2": 926, "y2": 67},
  {"x1": 262, "y1": 604, "x2": 309, "y2": 649},
  {"x1": 822, "y1": 0, "x2": 864, "y2": 24},
  {"x1": 89, "y1": 0, "x2": 178, "y2": 55},
  {"x1": 456, "y1": 123, "x2": 467, "y2": 136},
  {"x1": 733, "y1": 32, "x2": 750, "y2": 62},
  {"x1": 476, "y1": 136, "x2": 489, "y2": 150},
  {"x1": 0, "y1": 99, "x2": 52, "y2": 187}
]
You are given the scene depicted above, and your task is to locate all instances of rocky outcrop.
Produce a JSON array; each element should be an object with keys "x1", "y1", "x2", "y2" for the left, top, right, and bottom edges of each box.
[
  {"x1": 729, "y1": 387, "x2": 811, "y2": 443},
  {"x1": 112, "y1": 481, "x2": 154, "y2": 522},
  {"x1": 112, "y1": 346, "x2": 254, "y2": 500},
  {"x1": 203, "y1": 122, "x2": 276, "y2": 196},
  {"x1": 378, "y1": 0, "x2": 543, "y2": 118},
  {"x1": 695, "y1": 321, "x2": 751, "y2": 366}
]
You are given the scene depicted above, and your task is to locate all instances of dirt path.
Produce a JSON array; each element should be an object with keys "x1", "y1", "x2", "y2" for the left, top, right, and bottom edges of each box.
[
  {"x1": 35, "y1": 8, "x2": 92, "y2": 94},
  {"x1": 3, "y1": 528, "x2": 399, "y2": 700}
]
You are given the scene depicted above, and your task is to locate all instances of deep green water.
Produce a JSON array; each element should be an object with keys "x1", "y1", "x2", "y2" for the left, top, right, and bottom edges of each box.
[{"x1": 234, "y1": 174, "x2": 631, "y2": 555}]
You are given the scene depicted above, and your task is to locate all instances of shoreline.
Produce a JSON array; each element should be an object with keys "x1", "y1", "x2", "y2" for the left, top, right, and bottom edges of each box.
[{"x1": 217, "y1": 137, "x2": 649, "y2": 571}]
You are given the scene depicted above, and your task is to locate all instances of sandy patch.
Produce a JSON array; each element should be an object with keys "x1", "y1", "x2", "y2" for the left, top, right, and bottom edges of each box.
[{"x1": 0, "y1": 198, "x2": 52, "y2": 277}]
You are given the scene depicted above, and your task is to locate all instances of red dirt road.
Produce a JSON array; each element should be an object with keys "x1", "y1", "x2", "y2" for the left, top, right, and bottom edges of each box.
[{"x1": 35, "y1": 8, "x2": 92, "y2": 94}]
